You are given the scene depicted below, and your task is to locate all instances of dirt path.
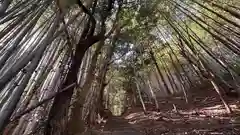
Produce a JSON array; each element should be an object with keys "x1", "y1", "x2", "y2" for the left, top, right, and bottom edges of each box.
[
  {"x1": 85, "y1": 116, "x2": 143, "y2": 135},
  {"x1": 103, "y1": 116, "x2": 143, "y2": 134},
  {"x1": 88, "y1": 89, "x2": 240, "y2": 135}
]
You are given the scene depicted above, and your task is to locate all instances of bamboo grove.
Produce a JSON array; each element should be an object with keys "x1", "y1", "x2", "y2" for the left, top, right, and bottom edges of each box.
[{"x1": 0, "y1": 0, "x2": 240, "y2": 134}]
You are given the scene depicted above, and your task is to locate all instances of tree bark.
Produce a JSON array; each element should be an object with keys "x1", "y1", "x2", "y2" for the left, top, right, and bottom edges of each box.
[
  {"x1": 150, "y1": 50, "x2": 172, "y2": 95},
  {"x1": 147, "y1": 80, "x2": 159, "y2": 111},
  {"x1": 135, "y1": 79, "x2": 147, "y2": 114},
  {"x1": 45, "y1": 33, "x2": 103, "y2": 135},
  {"x1": 67, "y1": 39, "x2": 105, "y2": 135}
]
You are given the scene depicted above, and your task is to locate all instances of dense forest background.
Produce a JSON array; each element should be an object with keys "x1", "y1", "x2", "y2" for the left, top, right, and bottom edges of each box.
[{"x1": 0, "y1": 0, "x2": 240, "y2": 134}]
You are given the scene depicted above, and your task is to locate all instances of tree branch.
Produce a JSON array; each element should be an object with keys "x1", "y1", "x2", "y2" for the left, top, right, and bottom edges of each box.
[{"x1": 11, "y1": 83, "x2": 76, "y2": 122}]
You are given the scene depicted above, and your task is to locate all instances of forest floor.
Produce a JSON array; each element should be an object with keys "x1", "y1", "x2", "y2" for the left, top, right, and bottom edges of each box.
[{"x1": 88, "y1": 88, "x2": 240, "y2": 135}]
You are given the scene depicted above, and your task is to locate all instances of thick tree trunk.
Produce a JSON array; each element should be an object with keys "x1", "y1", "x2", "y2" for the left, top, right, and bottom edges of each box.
[
  {"x1": 67, "y1": 38, "x2": 105, "y2": 135},
  {"x1": 45, "y1": 47, "x2": 87, "y2": 135},
  {"x1": 96, "y1": 27, "x2": 120, "y2": 118},
  {"x1": 45, "y1": 34, "x2": 103, "y2": 135}
]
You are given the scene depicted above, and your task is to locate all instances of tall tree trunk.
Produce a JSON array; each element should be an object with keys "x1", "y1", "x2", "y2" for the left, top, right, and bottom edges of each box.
[
  {"x1": 67, "y1": 39, "x2": 105, "y2": 135},
  {"x1": 210, "y1": 78, "x2": 232, "y2": 114},
  {"x1": 45, "y1": 33, "x2": 103, "y2": 135},
  {"x1": 135, "y1": 79, "x2": 147, "y2": 114},
  {"x1": 160, "y1": 58, "x2": 179, "y2": 94},
  {"x1": 179, "y1": 39, "x2": 233, "y2": 113},
  {"x1": 96, "y1": 27, "x2": 120, "y2": 118},
  {"x1": 169, "y1": 53, "x2": 188, "y2": 103},
  {"x1": 147, "y1": 80, "x2": 159, "y2": 111},
  {"x1": 153, "y1": 71, "x2": 167, "y2": 95},
  {"x1": 150, "y1": 50, "x2": 172, "y2": 95},
  {"x1": 0, "y1": 14, "x2": 59, "y2": 133},
  {"x1": 45, "y1": 48, "x2": 86, "y2": 135}
]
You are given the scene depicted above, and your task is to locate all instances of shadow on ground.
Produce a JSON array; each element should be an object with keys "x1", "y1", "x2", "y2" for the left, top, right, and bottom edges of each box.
[{"x1": 87, "y1": 89, "x2": 240, "y2": 135}]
